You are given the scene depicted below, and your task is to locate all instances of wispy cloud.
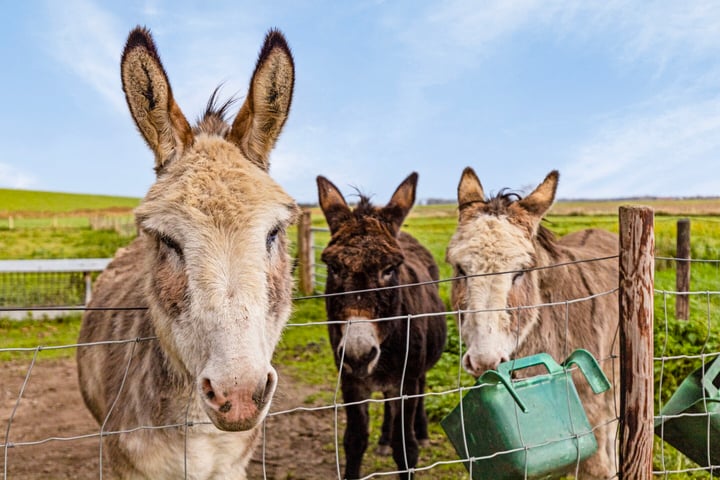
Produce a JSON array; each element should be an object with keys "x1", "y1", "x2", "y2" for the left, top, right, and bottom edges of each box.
[
  {"x1": 393, "y1": 0, "x2": 720, "y2": 83},
  {"x1": 43, "y1": 0, "x2": 125, "y2": 112},
  {"x1": 0, "y1": 163, "x2": 37, "y2": 190},
  {"x1": 560, "y1": 96, "x2": 720, "y2": 198}
]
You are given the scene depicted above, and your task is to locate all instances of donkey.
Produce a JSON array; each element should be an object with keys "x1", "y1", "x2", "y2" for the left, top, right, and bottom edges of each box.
[
  {"x1": 317, "y1": 173, "x2": 447, "y2": 480},
  {"x1": 76, "y1": 26, "x2": 297, "y2": 479},
  {"x1": 445, "y1": 168, "x2": 619, "y2": 479}
]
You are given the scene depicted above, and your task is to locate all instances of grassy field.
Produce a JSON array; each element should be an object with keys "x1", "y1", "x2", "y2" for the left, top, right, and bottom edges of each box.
[
  {"x1": 3, "y1": 194, "x2": 720, "y2": 477},
  {"x1": 0, "y1": 188, "x2": 139, "y2": 216}
]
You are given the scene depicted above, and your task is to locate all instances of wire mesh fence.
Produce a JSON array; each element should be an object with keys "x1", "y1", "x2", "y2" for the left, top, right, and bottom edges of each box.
[{"x1": 3, "y1": 213, "x2": 720, "y2": 478}]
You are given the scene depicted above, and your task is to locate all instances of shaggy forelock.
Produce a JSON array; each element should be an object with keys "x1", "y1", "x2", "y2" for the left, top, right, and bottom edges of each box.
[{"x1": 193, "y1": 87, "x2": 239, "y2": 137}]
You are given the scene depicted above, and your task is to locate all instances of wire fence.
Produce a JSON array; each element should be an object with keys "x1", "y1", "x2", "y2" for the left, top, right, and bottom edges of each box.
[
  {"x1": 0, "y1": 265, "x2": 621, "y2": 479},
  {"x1": 2, "y1": 212, "x2": 720, "y2": 478}
]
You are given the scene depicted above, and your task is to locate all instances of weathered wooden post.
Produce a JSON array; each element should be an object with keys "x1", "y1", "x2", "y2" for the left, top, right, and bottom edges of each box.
[
  {"x1": 618, "y1": 206, "x2": 655, "y2": 479},
  {"x1": 297, "y1": 209, "x2": 314, "y2": 295},
  {"x1": 84, "y1": 271, "x2": 93, "y2": 305},
  {"x1": 8, "y1": 216, "x2": 13, "y2": 230},
  {"x1": 676, "y1": 218, "x2": 690, "y2": 320}
]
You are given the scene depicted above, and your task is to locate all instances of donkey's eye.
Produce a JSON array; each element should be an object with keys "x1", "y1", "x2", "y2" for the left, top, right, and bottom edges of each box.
[
  {"x1": 380, "y1": 265, "x2": 397, "y2": 282},
  {"x1": 159, "y1": 233, "x2": 183, "y2": 257},
  {"x1": 456, "y1": 265, "x2": 466, "y2": 278},
  {"x1": 512, "y1": 271, "x2": 524, "y2": 284},
  {"x1": 266, "y1": 226, "x2": 280, "y2": 251}
]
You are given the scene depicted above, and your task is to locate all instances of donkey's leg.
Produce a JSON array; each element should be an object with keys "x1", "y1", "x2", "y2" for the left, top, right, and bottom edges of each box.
[
  {"x1": 389, "y1": 380, "x2": 420, "y2": 480},
  {"x1": 342, "y1": 380, "x2": 372, "y2": 480},
  {"x1": 414, "y1": 374, "x2": 429, "y2": 447},
  {"x1": 377, "y1": 395, "x2": 393, "y2": 456}
]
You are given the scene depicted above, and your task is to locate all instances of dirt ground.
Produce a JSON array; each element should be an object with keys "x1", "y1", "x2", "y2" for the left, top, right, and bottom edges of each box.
[{"x1": 0, "y1": 359, "x2": 342, "y2": 479}]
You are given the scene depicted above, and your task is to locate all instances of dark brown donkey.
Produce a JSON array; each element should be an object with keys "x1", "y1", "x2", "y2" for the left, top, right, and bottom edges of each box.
[
  {"x1": 77, "y1": 27, "x2": 297, "y2": 479},
  {"x1": 317, "y1": 173, "x2": 447, "y2": 480}
]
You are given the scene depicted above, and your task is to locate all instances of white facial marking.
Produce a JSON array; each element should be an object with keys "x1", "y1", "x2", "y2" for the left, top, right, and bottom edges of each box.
[
  {"x1": 448, "y1": 215, "x2": 535, "y2": 375},
  {"x1": 338, "y1": 316, "x2": 381, "y2": 374}
]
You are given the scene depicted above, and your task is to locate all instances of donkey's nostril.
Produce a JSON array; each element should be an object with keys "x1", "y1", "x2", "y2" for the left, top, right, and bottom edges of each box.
[
  {"x1": 367, "y1": 346, "x2": 379, "y2": 362},
  {"x1": 201, "y1": 378, "x2": 216, "y2": 401},
  {"x1": 252, "y1": 370, "x2": 277, "y2": 408}
]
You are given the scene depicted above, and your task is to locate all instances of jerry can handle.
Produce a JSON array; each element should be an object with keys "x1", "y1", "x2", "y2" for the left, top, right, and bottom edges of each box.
[
  {"x1": 700, "y1": 356, "x2": 720, "y2": 399},
  {"x1": 478, "y1": 370, "x2": 529, "y2": 413},
  {"x1": 479, "y1": 353, "x2": 563, "y2": 414},
  {"x1": 496, "y1": 352, "x2": 563, "y2": 378},
  {"x1": 562, "y1": 349, "x2": 611, "y2": 395}
]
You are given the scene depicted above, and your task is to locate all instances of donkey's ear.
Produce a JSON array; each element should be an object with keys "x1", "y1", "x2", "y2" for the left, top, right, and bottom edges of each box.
[
  {"x1": 457, "y1": 167, "x2": 486, "y2": 209},
  {"x1": 121, "y1": 26, "x2": 193, "y2": 174},
  {"x1": 519, "y1": 170, "x2": 559, "y2": 219},
  {"x1": 228, "y1": 29, "x2": 294, "y2": 171},
  {"x1": 317, "y1": 176, "x2": 351, "y2": 234},
  {"x1": 382, "y1": 172, "x2": 418, "y2": 235}
]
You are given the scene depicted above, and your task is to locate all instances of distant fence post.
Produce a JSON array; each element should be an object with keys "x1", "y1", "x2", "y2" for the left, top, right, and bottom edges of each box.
[
  {"x1": 84, "y1": 271, "x2": 93, "y2": 305},
  {"x1": 297, "y1": 209, "x2": 314, "y2": 296},
  {"x1": 618, "y1": 206, "x2": 655, "y2": 479},
  {"x1": 676, "y1": 218, "x2": 691, "y2": 321},
  {"x1": 8, "y1": 216, "x2": 13, "y2": 230}
]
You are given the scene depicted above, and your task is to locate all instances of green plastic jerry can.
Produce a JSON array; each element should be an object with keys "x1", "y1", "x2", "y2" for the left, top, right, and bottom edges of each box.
[
  {"x1": 441, "y1": 349, "x2": 611, "y2": 480},
  {"x1": 655, "y1": 356, "x2": 720, "y2": 468}
]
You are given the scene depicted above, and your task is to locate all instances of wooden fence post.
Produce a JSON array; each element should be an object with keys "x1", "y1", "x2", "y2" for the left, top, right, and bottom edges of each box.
[
  {"x1": 8, "y1": 216, "x2": 13, "y2": 230},
  {"x1": 297, "y1": 209, "x2": 314, "y2": 296},
  {"x1": 618, "y1": 206, "x2": 655, "y2": 479},
  {"x1": 676, "y1": 218, "x2": 691, "y2": 321},
  {"x1": 84, "y1": 271, "x2": 93, "y2": 305}
]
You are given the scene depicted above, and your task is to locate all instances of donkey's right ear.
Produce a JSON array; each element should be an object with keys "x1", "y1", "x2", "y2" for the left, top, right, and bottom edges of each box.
[
  {"x1": 121, "y1": 26, "x2": 193, "y2": 174},
  {"x1": 457, "y1": 167, "x2": 486, "y2": 209},
  {"x1": 317, "y1": 176, "x2": 351, "y2": 234}
]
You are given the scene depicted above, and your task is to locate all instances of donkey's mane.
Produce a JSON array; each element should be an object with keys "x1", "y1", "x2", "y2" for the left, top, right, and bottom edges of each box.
[
  {"x1": 193, "y1": 86, "x2": 239, "y2": 136},
  {"x1": 353, "y1": 195, "x2": 375, "y2": 218}
]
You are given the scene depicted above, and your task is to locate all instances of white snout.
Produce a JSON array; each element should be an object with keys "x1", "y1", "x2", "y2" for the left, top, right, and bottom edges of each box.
[{"x1": 337, "y1": 317, "x2": 381, "y2": 376}]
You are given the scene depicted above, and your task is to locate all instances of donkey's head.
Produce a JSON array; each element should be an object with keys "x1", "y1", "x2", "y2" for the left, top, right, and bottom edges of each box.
[
  {"x1": 123, "y1": 27, "x2": 297, "y2": 431},
  {"x1": 317, "y1": 173, "x2": 418, "y2": 378},
  {"x1": 446, "y1": 168, "x2": 558, "y2": 377}
]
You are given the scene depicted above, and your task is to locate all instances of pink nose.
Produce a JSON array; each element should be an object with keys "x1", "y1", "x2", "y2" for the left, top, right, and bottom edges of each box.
[
  {"x1": 200, "y1": 370, "x2": 277, "y2": 431},
  {"x1": 462, "y1": 352, "x2": 508, "y2": 378}
]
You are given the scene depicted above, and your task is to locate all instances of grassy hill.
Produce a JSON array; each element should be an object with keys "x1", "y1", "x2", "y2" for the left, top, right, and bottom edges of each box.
[{"x1": 0, "y1": 188, "x2": 140, "y2": 215}]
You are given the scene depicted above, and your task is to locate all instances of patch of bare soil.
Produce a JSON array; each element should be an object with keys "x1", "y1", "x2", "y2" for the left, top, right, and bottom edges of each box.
[{"x1": 0, "y1": 359, "x2": 341, "y2": 479}]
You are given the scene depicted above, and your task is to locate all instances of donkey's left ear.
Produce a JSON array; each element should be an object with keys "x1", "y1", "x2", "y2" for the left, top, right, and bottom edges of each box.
[
  {"x1": 383, "y1": 172, "x2": 418, "y2": 234},
  {"x1": 317, "y1": 176, "x2": 351, "y2": 234},
  {"x1": 121, "y1": 26, "x2": 193, "y2": 174},
  {"x1": 228, "y1": 29, "x2": 294, "y2": 171},
  {"x1": 518, "y1": 170, "x2": 559, "y2": 219}
]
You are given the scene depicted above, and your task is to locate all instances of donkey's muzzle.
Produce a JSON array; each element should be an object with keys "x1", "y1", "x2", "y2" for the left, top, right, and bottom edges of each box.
[
  {"x1": 199, "y1": 368, "x2": 277, "y2": 431},
  {"x1": 339, "y1": 345, "x2": 380, "y2": 378}
]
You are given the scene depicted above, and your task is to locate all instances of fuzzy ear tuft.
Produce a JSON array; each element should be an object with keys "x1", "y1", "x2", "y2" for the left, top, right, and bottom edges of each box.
[
  {"x1": 121, "y1": 26, "x2": 193, "y2": 173},
  {"x1": 382, "y1": 172, "x2": 418, "y2": 234},
  {"x1": 519, "y1": 170, "x2": 559, "y2": 218},
  {"x1": 317, "y1": 176, "x2": 351, "y2": 234},
  {"x1": 227, "y1": 29, "x2": 295, "y2": 171},
  {"x1": 457, "y1": 167, "x2": 485, "y2": 209}
]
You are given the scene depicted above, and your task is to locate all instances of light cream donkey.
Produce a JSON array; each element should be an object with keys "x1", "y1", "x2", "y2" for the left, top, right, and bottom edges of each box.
[
  {"x1": 77, "y1": 26, "x2": 297, "y2": 479},
  {"x1": 446, "y1": 168, "x2": 619, "y2": 479}
]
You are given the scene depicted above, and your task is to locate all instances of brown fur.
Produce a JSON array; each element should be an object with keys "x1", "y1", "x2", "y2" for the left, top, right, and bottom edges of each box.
[
  {"x1": 318, "y1": 173, "x2": 447, "y2": 480},
  {"x1": 447, "y1": 168, "x2": 619, "y2": 479},
  {"x1": 76, "y1": 26, "x2": 297, "y2": 479}
]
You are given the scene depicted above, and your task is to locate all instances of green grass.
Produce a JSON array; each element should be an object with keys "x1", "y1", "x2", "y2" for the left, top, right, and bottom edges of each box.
[
  {"x1": 0, "y1": 228, "x2": 134, "y2": 260},
  {"x1": 0, "y1": 315, "x2": 82, "y2": 361},
  {"x1": 0, "y1": 188, "x2": 139, "y2": 215}
]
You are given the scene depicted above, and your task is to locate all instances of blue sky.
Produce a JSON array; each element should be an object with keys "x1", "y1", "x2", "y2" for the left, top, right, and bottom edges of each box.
[{"x1": 2, "y1": 1, "x2": 720, "y2": 203}]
